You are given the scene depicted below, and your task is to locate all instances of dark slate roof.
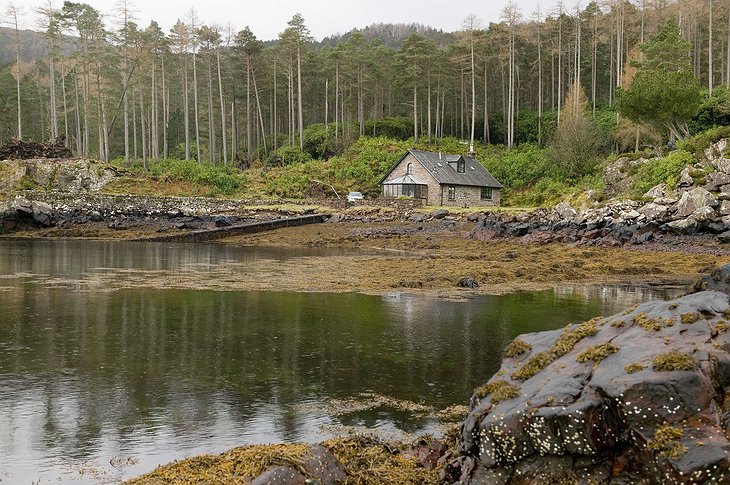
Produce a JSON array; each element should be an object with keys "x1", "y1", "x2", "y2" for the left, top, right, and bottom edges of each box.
[{"x1": 380, "y1": 149, "x2": 503, "y2": 188}]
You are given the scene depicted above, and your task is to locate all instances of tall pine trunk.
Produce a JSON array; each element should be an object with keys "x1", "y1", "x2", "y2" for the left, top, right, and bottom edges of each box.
[{"x1": 217, "y1": 49, "x2": 227, "y2": 164}]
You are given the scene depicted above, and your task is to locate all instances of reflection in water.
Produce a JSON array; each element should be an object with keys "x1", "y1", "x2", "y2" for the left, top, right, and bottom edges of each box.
[{"x1": 0, "y1": 240, "x2": 681, "y2": 483}]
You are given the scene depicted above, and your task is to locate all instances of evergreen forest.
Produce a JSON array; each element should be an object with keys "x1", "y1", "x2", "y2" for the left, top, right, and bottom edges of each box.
[{"x1": 3, "y1": 0, "x2": 730, "y2": 204}]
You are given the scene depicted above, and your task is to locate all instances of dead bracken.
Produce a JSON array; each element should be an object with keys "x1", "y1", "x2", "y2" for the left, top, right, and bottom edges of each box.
[
  {"x1": 504, "y1": 339, "x2": 532, "y2": 358},
  {"x1": 652, "y1": 352, "x2": 697, "y2": 372},
  {"x1": 647, "y1": 423, "x2": 688, "y2": 460},
  {"x1": 680, "y1": 312, "x2": 700, "y2": 324},
  {"x1": 576, "y1": 343, "x2": 620, "y2": 363},
  {"x1": 625, "y1": 363, "x2": 647, "y2": 374},
  {"x1": 473, "y1": 379, "x2": 521, "y2": 404}
]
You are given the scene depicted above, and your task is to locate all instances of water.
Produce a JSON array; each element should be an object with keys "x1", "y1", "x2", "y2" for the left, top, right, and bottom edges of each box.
[{"x1": 0, "y1": 240, "x2": 682, "y2": 483}]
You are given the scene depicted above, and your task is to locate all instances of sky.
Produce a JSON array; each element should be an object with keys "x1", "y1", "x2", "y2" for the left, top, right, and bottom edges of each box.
[{"x1": 19, "y1": 0, "x2": 562, "y2": 41}]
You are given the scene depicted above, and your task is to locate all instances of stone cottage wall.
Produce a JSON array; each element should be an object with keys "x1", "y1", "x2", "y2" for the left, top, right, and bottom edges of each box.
[
  {"x1": 441, "y1": 185, "x2": 501, "y2": 207},
  {"x1": 382, "y1": 152, "x2": 441, "y2": 205},
  {"x1": 382, "y1": 152, "x2": 501, "y2": 207}
]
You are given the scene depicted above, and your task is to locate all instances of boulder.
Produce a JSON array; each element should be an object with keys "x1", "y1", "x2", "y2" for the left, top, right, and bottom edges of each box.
[
  {"x1": 675, "y1": 187, "x2": 718, "y2": 218},
  {"x1": 678, "y1": 167, "x2": 695, "y2": 187},
  {"x1": 667, "y1": 217, "x2": 700, "y2": 234},
  {"x1": 690, "y1": 205, "x2": 718, "y2": 222},
  {"x1": 712, "y1": 156, "x2": 730, "y2": 175},
  {"x1": 643, "y1": 183, "x2": 669, "y2": 200},
  {"x1": 637, "y1": 202, "x2": 669, "y2": 220},
  {"x1": 301, "y1": 445, "x2": 347, "y2": 485},
  {"x1": 719, "y1": 201, "x2": 730, "y2": 216},
  {"x1": 458, "y1": 277, "x2": 479, "y2": 289},
  {"x1": 249, "y1": 466, "x2": 307, "y2": 485},
  {"x1": 452, "y1": 288, "x2": 730, "y2": 484},
  {"x1": 704, "y1": 172, "x2": 730, "y2": 192},
  {"x1": 603, "y1": 157, "x2": 649, "y2": 196},
  {"x1": 690, "y1": 264, "x2": 730, "y2": 293},
  {"x1": 705, "y1": 138, "x2": 730, "y2": 161},
  {"x1": 552, "y1": 202, "x2": 577, "y2": 221},
  {"x1": 431, "y1": 209, "x2": 449, "y2": 219},
  {"x1": 31, "y1": 201, "x2": 53, "y2": 226}
]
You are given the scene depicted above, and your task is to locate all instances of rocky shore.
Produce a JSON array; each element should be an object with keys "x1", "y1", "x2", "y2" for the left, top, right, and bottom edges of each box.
[
  {"x1": 442, "y1": 266, "x2": 730, "y2": 484},
  {"x1": 5, "y1": 140, "x2": 730, "y2": 251}
]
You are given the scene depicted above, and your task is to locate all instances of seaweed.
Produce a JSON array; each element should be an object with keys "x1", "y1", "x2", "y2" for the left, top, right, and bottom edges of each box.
[
  {"x1": 647, "y1": 424, "x2": 688, "y2": 460},
  {"x1": 625, "y1": 363, "x2": 647, "y2": 374},
  {"x1": 576, "y1": 343, "x2": 619, "y2": 363},
  {"x1": 474, "y1": 379, "x2": 521, "y2": 404},
  {"x1": 680, "y1": 312, "x2": 700, "y2": 324},
  {"x1": 652, "y1": 352, "x2": 696, "y2": 372},
  {"x1": 504, "y1": 339, "x2": 532, "y2": 358}
]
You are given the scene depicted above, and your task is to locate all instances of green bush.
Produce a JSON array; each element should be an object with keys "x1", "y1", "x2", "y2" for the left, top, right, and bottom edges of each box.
[
  {"x1": 676, "y1": 125, "x2": 730, "y2": 156},
  {"x1": 481, "y1": 144, "x2": 555, "y2": 189},
  {"x1": 365, "y1": 117, "x2": 413, "y2": 140},
  {"x1": 271, "y1": 146, "x2": 313, "y2": 165},
  {"x1": 690, "y1": 87, "x2": 730, "y2": 133},
  {"x1": 631, "y1": 150, "x2": 694, "y2": 195},
  {"x1": 123, "y1": 158, "x2": 246, "y2": 196},
  {"x1": 302, "y1": 124, "x2": 337, "y2": 159}
]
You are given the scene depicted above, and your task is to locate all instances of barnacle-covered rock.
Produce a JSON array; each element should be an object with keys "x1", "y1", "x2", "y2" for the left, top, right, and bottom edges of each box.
[{"x1": 452, "y1": 287, "x2": 730, "y2": 484}]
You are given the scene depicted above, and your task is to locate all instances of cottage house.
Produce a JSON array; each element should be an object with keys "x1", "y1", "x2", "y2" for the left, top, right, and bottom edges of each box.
[{"x1": 379, "y1": 149, "x2": 503, "y2": 207}]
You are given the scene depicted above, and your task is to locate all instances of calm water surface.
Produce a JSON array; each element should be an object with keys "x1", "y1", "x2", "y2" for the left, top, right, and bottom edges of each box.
[{"x1": 0, "y1": 240, "x2": 681, "y2": 483}]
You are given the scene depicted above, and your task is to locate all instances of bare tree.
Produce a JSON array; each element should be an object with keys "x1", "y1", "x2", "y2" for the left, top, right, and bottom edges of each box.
[
  {"x1": 6, "y1": 2, "x2": 23, "y2": 139},
  {"x1": 464, "y1": 14, "x2": 481, "y2": 152}
]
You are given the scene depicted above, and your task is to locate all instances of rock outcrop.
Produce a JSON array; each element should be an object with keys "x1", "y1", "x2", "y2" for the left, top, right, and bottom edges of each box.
[
  {"x1": 444, "y1": 269, "x2": 730, "y2": 484},
  {"x1": 0, "y1": 158, "x2": 116, "y2": 193}
]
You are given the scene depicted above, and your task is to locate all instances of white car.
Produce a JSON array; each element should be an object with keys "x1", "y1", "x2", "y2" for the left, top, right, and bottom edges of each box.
[{"x1": 347, "y1": 191, "x2": 364, "y2": 203}]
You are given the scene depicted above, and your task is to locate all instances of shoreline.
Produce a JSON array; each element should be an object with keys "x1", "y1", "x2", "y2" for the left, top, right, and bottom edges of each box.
[{"x1": 2, "y1": 219, "x2": 728, "y2": 298}]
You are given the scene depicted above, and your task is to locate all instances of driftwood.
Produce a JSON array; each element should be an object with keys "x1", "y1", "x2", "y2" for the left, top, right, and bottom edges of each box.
[{"x1": 0, "y1": 136, "x2": 72, "y2": 160}]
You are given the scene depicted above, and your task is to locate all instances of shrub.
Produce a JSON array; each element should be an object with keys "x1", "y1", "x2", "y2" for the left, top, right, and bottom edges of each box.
[
  {"x1": 271, "y1": 146, "x2": 313, "y2": 166},
  {"x1": 303, "y1": 124, "x2": 337, "y2": 160},
  {"x1": 631, "y1": 150, "x2": 694, "y2": 195},
  {"x1": 481, "y1": 143, "x2": 555, "y2": 189},
  {"x1": 676, "y1": 125, "x2": 730, "y2": 156},
  {"x1": 140, "y1": 159, "x2": 246, "y2": 195}
]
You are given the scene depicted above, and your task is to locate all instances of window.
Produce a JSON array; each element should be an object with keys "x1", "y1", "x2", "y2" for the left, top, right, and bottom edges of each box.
[
  {"x1": 448, "y1": 186, "x2": 455, "y2": 200},
  {"x1": 406, "y1": 163, "x2": 413, "y2": 175},
  {"x1": 457, "y1": 161, "x2": 465, "y2": 173},
  {"x1": 481, "y1": 187, "x2": 493, "y2": 200}
]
